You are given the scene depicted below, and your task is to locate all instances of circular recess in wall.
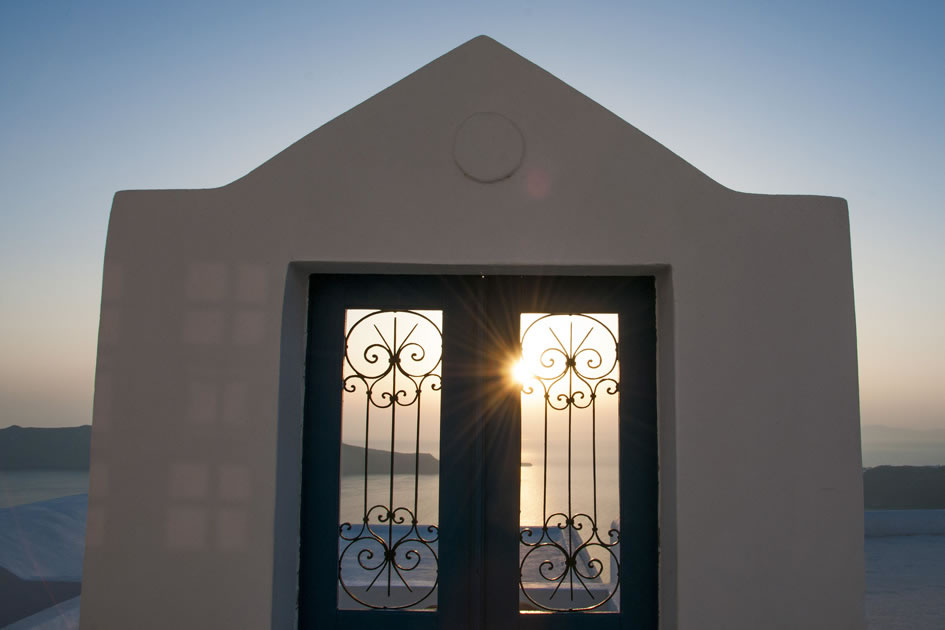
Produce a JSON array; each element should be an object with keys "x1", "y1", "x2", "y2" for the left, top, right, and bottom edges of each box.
[{"x1": 453, "y1": 112, "x2": 525, "y2": 183}]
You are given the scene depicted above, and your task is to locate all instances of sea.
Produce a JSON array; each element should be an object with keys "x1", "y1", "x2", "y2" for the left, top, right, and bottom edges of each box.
[{"x1": 339, "y1": 446, "x2": 619, "y2": 530}]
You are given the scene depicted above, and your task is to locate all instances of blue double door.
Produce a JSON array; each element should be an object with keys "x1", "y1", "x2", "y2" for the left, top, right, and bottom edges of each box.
[{"x1": 299, "y1": 274, "x2": 657, "y2": 630}]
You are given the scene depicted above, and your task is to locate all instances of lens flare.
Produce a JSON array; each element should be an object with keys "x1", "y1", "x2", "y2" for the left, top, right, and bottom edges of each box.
[{"x1": 512, "y1": 358, "x2": 530, "y2": 385}]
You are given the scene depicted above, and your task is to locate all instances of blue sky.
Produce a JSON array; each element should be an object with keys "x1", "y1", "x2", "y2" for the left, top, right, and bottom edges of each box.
[{"x1": 1, "y1": 1, "x2": 943, "y2": 438}]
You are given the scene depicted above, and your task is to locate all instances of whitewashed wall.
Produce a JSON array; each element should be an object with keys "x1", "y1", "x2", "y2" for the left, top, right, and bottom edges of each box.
[{"x1": 81, "y1": 36, "x2": 864, "y2": 629}]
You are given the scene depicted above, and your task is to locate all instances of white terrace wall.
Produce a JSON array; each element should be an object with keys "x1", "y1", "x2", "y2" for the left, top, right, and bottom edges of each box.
[{"x1": 81, "y1": 36, "x2": 864, "y2": 629}]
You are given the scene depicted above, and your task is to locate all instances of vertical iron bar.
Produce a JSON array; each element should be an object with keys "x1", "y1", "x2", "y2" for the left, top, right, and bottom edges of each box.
[
  {"x1": 364, "y1": 394, "x2": 370, "y2": 520},
  {"x1": 388, "y1": 315, "x2": 397, "y2": 598},
  {"x1": 592, "y1": 395, "x2": 598, "y2": 529},
  {"x1": 568, "y1": 320, "x2": 574, "y2": 599},
  {"x1": 414, "y1": 388, "x2": 421, "y2": 522},
  {"x1": 543, "y1": 391, "x2": 548, "y2": 525}
]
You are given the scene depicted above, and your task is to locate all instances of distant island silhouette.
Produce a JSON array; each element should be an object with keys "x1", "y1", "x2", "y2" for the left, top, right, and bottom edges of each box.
[
  {"x1": 864, "y1": 465, "x2": 945, "y2": 510},
  {"x1": 0, "y1": 425, "x2": 90, "y2": 470},
  {"x1": 340, "y1": 443, "x2": 438, "y2": 476}
]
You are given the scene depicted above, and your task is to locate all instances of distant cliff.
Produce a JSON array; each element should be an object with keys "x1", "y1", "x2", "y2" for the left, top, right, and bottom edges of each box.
[
  {"x1": 864, "y1": 465, "x2": 945, "y2": 510},
  {"x1": 340, "y1": 443, "x2": 438, "y2": 476},
  {"x1": 0, "y1": 426, "x2": 91, "y2": 470}
]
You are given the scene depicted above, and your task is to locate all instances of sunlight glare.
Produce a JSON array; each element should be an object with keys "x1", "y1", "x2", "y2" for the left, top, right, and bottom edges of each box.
[{"x1": 512, "y1": 358, "x2": 530, "y2": 386}]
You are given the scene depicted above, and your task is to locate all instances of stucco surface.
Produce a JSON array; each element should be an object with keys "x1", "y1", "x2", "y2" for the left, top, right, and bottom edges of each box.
[{"x1": 81, "y1": 36, "x2": 863, "y2": 629}]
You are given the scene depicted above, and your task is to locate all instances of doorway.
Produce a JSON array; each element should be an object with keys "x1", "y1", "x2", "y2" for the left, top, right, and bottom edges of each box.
[{"x1": 299, "y1": 275, "x2": 657, "y2": 629}]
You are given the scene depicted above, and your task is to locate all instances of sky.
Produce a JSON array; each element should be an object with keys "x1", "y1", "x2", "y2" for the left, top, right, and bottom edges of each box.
[{"x1": 1, "y1": 2, "x2": 943, "y2": 458}]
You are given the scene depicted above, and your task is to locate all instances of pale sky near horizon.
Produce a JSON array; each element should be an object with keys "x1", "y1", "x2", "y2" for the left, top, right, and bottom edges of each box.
[{"x1": 1, "y1": 2, "x2": 943, "y2": 437}]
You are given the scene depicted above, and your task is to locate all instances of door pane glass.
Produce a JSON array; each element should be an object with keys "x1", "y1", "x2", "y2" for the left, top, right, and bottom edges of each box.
[
  {"x1": 337, "y1": 309, "x2": 441, "y2": 611},
  {"x1": 517, "y1": 313, "x2": 620, "y2": 613}
]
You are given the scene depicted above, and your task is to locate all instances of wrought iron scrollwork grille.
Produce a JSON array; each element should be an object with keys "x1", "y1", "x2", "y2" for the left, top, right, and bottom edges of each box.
[
  {"x1": 518, "y1": 314, "x2": 620, "y2": 612},
  {"x1": 338, "y1": 310, "x2": 441, "y2": 610}
]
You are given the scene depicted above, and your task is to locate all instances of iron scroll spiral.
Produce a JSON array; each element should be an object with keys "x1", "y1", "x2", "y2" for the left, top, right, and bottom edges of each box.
[
  {"x1": 518, "y1": 314, "x2": 621, "y2": 612},
  {"x1": 338, "y1": 310, "x2": 441, "y2": 609}
]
